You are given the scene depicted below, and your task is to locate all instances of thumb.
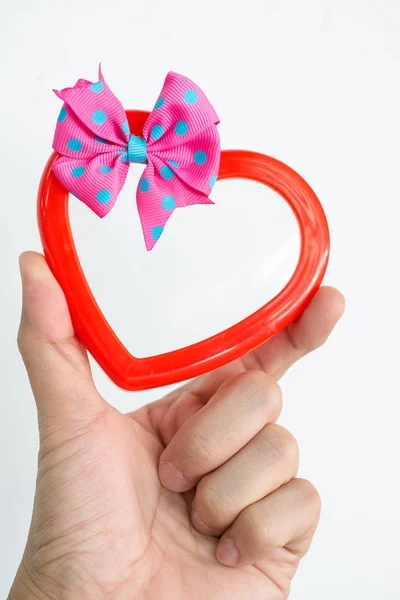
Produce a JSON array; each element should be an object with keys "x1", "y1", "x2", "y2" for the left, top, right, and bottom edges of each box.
[{"x1": 18, "y1": 252, "x2": 108, "y2": 435}]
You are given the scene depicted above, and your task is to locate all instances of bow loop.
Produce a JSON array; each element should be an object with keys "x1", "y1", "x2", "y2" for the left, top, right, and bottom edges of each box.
[
  {"x1": 52, "y1": 67, "x2": 220, "y2": 250},
  {"x1": 53, "y1": 65, "x2": 129, "y2": 151},
  {"x1": 143, "y1": 72, "x2": 219, "y2": 153}
]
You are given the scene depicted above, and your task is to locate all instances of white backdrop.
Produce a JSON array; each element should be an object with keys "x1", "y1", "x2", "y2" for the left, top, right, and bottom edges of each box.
[{"x1": 1, "y1": 0, "x2": 399, "y2": 598}]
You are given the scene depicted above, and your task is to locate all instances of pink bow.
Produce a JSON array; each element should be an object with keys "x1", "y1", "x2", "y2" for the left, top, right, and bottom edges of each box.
[{"x1": 52, "y1": 66, "x2": 220, "y2": 250}]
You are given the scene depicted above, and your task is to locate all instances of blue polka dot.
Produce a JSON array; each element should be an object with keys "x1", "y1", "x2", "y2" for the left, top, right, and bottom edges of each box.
[
  {"x1": 122, "y1": 120, "x2": 129, "y2": 135},
  {"x1": 72, "y1": 166, "x2": 85, "y2": 177},
  {"x1": 175, "y1": 120, "x2": 188, "y2": 136},
  {"x1": 184, "y1": 89, "x2": 198, "y2": 104},
  {"x1": 194, "y1": 150, "x2": 207, "y2": 165},
  {"x1": 162, "y1": 195, "x2": 176, "y2": 211},
  {"x1": 96, "y1": 189, "x2": 111, "y2": 204},
  {"x1": 139, "y1": 177, "x2": 150, "y2": 192},
  {"x1": 154, "y1": 96, "x2": 165, "y2": 109},
  {"x1": 67, "y1": 138, "x2": 82, "y2": 152},
  {"x1": 150, "y1": 124, "x2": 164, "y2": 140},
  {"x1": 99, "y1": 165, "x2": 112, "y2": 174},
  {"x1": 92, "y1": 110, "x2": 107, "y2": 125},
  {"x1": 90, "y1": 80, "x2": 104, "y2": 93},
  {"x1": 58, "y1": 106, "x2": 67, "y2": 122},
  {"x1": 168, "y1": 160, "x2": 179, "y2": 168},
  {"x1": 160, "y1": 165, "x2": 174, "y2": 180},
  {"x1": 152, "y1": 225, "x2": 164, "y2": 240},
  {"x1": 95, "y1": 136, "x2": 108, "y2": 144},
  {"x1": 209, "y1": 175, "x2": 217, "y2": 188}
]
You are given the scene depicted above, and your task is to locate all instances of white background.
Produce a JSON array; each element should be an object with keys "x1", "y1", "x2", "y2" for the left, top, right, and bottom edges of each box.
[{"x1": 1, "y1": 0, "x2": 399, "y2": 598}]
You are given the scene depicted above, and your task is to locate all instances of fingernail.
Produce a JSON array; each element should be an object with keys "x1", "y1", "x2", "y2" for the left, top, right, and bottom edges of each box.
[
  {"x1": 217, "y1": 538, "x2": 239, "y2": 567},
  {"x1": 19, "y1": 255, "x2": 27, "y2": 292},
  {"x1": 19, "y1": 253, "x2": 32, "y2": 284},
  {"x1": 158, "y1": 461, "x2": 189, "y2": 492},
  {"x1": 191, "y1": 510, "x2": 214, "y2": 535},
  {"x1": 18, "y1": 255, "x2": 31, "y2": 320}
]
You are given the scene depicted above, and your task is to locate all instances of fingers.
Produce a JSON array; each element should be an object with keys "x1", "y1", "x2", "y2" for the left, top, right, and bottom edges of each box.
[
  {"x1": 180, "y1": 287, "x2": 344, "y2": 410},
  {"x1": 141, "y1": 286, "x2": 344, "y2": 449},
  {"x1": 18, "y1": 252, "x2": 107, "y2": 432},
  {"x1": 247, "y1": 286, "x2": 345, "y2": 380},
  {"x1": 191, "y1": 424, "x2": 299, "y2": 536},
  {"x1": 158, "y1": 371, "x2": 282, "y2": 492},
  {"x1": 216, "y1": 478, "x2": 321, "y2": 567}
]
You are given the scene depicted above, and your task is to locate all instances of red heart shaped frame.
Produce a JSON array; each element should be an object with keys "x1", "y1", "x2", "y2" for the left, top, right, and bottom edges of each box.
[{"x1": 38, "y1": 110, "x2": 329, "y2": 391}]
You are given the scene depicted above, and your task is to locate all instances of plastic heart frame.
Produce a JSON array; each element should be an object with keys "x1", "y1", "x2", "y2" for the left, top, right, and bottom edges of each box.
[{"x1": 38, "y1": 110, "x2": 329, "y2": 390}]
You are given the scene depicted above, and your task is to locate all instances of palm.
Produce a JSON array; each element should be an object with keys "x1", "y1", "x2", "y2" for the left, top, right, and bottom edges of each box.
[{"x1": 32, "y1": 368, "x2": 294, "y2": 599}]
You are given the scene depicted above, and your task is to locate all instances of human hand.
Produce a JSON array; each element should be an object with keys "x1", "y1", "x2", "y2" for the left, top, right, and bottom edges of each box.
[{"x1": 10, "y1": 252, "x2": 344, "y2": 600}]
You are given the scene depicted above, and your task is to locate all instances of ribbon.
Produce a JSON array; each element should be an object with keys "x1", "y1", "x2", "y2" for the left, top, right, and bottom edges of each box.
[{"x1": 52, "y1": 66, "x2": 220, "y2": 250}]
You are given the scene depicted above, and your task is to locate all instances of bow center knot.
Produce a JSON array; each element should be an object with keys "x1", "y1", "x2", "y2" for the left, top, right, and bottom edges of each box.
[{"x1": 127, "y1": 135, "x2": 147, "y2": 164}]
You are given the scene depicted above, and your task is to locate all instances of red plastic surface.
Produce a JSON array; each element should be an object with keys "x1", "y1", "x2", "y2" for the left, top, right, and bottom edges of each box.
[{"x1": 38, "y1": 110, "x2": 330, "y2": 391}]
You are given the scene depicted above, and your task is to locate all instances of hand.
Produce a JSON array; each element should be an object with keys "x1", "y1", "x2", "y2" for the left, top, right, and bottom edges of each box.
[{"x1": 10, "y1": 252, "x2": 344, "y2": 600}]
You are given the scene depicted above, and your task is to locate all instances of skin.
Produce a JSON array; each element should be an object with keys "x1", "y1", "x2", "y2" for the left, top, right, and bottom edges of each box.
[{"x1": 9, "y1": 252, "x2": 345, "y2": 600}]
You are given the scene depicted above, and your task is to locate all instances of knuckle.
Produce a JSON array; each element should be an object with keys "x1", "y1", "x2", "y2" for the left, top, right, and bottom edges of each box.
[
  {"x1": 17, "y1": 320, "x2": 39, "y2": 366},
  {"x1": 17, "y1": 323, "x2": 30, "y2": 356},
  {"x1": 264, "y1": 424, "x2": 299, "y2": 464},
  {"x1": 229, "y1": 371, "x2": 282, "y2": 415},
  {"x1": 293, "y1": 478, "x2": 321, "y2": 512},
  {"x1": 196, "y1": 478, "x2": 234, "y2": 525},
  {"x1": 242, "y1": 508, "x2": 274, "y2": 548}
]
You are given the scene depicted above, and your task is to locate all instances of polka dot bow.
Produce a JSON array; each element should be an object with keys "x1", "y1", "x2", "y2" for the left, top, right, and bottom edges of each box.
[{"x1": 52, "y1": 66, "x2": 221, "y2": 250}]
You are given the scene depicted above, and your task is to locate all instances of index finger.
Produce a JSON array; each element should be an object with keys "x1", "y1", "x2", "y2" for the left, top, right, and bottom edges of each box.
[
  {"x1": 146, "y1": 286, "x2": 344, "y2": 449},
  {"x1": 248, "y1": 285, "x2": 345, "y2": 380},
  {"x1": 189, "y1": 286, "x2": 345, "y2": 399}
]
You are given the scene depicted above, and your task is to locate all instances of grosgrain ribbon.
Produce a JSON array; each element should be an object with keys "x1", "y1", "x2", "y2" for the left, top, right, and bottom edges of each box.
[{"x1": 52, "y1": 66, "x2": 221, "y2": 250}]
